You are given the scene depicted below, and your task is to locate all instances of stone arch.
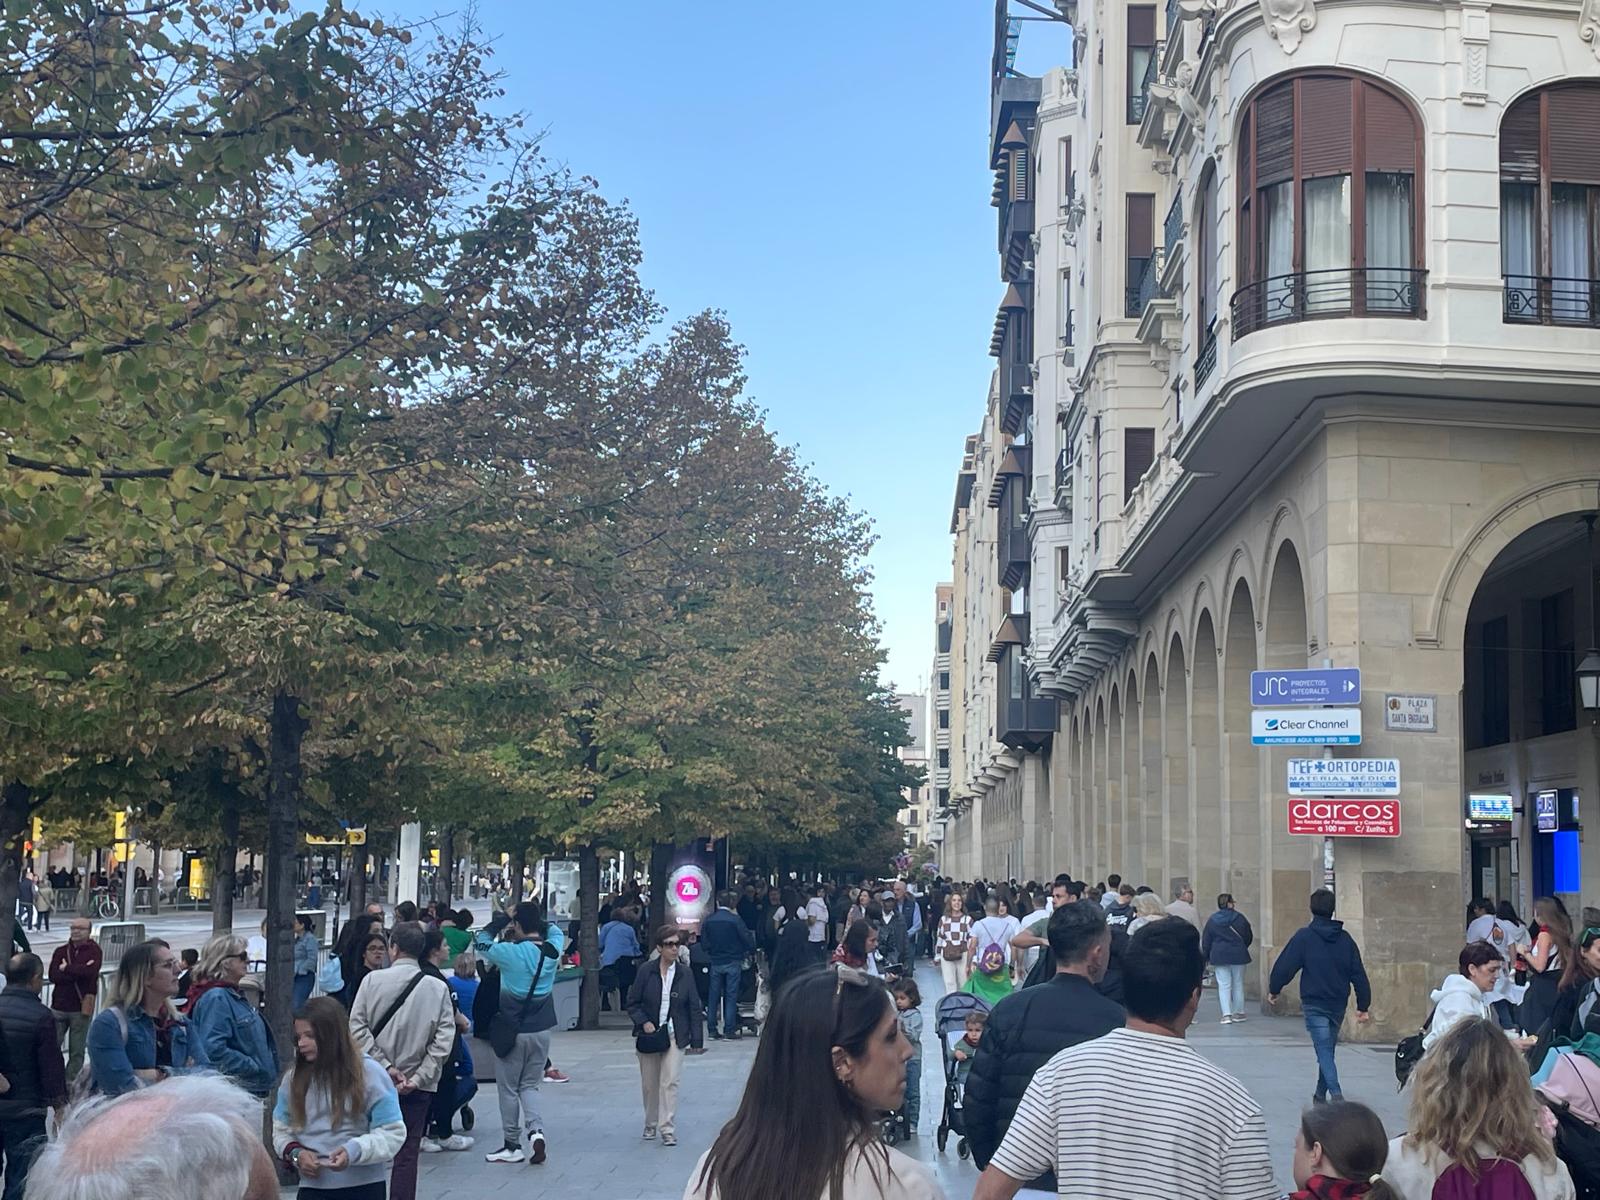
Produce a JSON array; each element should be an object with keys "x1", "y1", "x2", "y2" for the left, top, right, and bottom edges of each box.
[
  {"x1": 1423, "y1": 475, "x2": 1600, "y2": 652},
  {"x1": 1108, "y1": 684, "x2": 1125, "y2": 881},
  {"x1": 1125, "y1": 668, "x2": 1145, "y2": 884},
  {"x1": 1192, "y1": 608, "x2": 1223, "y2": 904},
  {"x1": 1222, "y1": 576, "x2": 1262, "y2": 990},
  {"x1": 1141, "y1": 654, "x2": 1163, "y2": 889},
  {"x1": 1263, "y1": 540, "x2": 1314, "y2": 974},
  {"x1": 1165, "y1": 631, "x2": 1190, "y2": 893}
]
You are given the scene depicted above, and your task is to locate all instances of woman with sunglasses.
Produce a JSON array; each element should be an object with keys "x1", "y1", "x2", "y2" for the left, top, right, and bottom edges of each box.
[
  {"x1": 686, "y1": 964, "x2": 944, "y2": 1200},
  {"x1": 626, "y1": 926, "x2": 705, "y2": 1148},
  {"x1": 188, "y1": 932, "x2": 281, "y2": 1097},
  {"x1": 88, "y1": 940, "x2": 208, "y2": 1096}
]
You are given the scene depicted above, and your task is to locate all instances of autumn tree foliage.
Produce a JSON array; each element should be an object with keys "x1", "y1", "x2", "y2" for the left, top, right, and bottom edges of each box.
[{"x1": 0, "y1": 0, "x2": 914, "y2": 1052}]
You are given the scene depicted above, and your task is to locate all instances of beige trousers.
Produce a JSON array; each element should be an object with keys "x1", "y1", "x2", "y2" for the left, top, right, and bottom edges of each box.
[{"x1": 638, "y1": 1045, "x2": 684, "y2": 1136}]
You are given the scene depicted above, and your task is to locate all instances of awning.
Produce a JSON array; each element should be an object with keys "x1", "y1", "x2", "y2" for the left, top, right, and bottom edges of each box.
[
  {"x1": 986, "y1": 442, "x2": 1031, "y2": 508},
  {"x1": 986, "y1": 612, "x2": 1031, "y2": 662}
]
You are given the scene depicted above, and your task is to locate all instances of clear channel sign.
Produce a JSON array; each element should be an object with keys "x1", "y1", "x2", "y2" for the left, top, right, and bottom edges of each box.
[
  {"x1": 1251, "y1": 708, "x2": 1362, "y2": 746},
  {"x1": 1287, "y1": 758, "x2": 1400, "y2": 797},
  {"x1": 1251, "y1": 668, "x2": 1361, "y2": 707}
]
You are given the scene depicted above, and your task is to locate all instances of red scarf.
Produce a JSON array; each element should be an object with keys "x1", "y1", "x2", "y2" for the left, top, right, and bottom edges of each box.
[
  {"x1": 185, "y1": 978, "x2": 238, "y2": 1009},
  {"x1": 1291, "y1": 1176, "x2": 1375, "y2": 1200}
]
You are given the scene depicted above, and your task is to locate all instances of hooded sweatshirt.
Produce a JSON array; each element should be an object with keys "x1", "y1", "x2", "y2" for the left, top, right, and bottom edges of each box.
[
  {"x1": 1424, "y1": 973, "x2": 1525, "y2": 1049},
  {"x1": 1267, "y1": 916, "x2": 1372, "y2": 1013}
]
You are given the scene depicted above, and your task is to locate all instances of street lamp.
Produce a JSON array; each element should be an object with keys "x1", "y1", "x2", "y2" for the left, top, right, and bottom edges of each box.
[{"x1": 1580, "y1": 648, "x2": 1600, "y2": 712}]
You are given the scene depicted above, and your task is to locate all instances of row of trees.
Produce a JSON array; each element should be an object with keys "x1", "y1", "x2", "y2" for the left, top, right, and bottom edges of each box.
[{"x1": 0, "y1": 0, "x2": 917, "y2": 1051}]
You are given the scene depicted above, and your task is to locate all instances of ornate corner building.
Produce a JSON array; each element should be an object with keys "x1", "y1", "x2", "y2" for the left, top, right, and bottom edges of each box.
[{"x1": 935, "y1": 0, "x2": 1600, "y2": 1032}]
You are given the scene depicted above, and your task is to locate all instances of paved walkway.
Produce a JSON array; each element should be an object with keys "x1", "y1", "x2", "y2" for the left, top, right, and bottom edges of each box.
[{"x1": 413, "y1": 962, "x2": 1411, "y2": 1199}]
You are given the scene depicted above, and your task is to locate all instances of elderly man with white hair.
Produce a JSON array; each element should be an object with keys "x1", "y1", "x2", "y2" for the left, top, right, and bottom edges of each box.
[{"x1": 24, "y1": 1074, "x2": 279, "y2": 1200}]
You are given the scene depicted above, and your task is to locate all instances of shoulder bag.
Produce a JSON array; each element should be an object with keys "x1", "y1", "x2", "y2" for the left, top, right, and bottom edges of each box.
[
  {"x1": 635, "y1": 971, "x2": 672, "y2": 1055},
  {"x1": 371, "y1": 971, "x2": 428, "y2": 1040}
]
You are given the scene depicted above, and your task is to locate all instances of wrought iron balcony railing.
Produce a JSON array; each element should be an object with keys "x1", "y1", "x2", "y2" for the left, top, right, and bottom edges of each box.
[
  {"x1": 1164, "y1": 186, "x2": 1184, "y2": 256},
  {"x1": 1502, "y1": 275, "x2": 1600, "y2": 327},
  {"x1": 1231, "y1": 267, "x2": 1426, "y2": 337},
  {"x1": 1194, "y1": 319, "x2": 1218, "y2": 388}
]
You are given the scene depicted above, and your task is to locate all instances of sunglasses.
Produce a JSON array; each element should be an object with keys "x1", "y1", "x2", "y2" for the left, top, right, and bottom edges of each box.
[
  {"x1": 660, "y1": 940, "x2": 681, "y2": 949},
  {"x1": 1582, "y1": 927, "x2": 1600, "y2": 947},
  {"x1": 833, "y1": 963, "x2": 871, "y2": 998},
  {"x1": 228, "y1": 952, "x2": 249, "y2": 962}
]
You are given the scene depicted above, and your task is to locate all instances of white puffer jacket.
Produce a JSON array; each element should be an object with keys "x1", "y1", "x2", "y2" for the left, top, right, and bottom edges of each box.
[{"x1": 1423, "y1": 973, "x2": 1497, "y2": 1050}]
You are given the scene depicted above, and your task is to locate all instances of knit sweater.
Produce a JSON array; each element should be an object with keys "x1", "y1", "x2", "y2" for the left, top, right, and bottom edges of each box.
[{"x1": 272, "y1": 1056, "x2": 406, "y2": 1190}]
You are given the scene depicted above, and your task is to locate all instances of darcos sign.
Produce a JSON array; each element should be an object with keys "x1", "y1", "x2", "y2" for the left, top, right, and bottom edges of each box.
[{"x1": 1288, "y1": 798, "x2": 1401, "y2": 838}]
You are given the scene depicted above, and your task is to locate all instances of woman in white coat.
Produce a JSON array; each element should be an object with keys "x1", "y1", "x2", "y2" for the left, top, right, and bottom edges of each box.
[{"x1": 1424, "y1": 942, "x2": 1537, "y2": 1052}]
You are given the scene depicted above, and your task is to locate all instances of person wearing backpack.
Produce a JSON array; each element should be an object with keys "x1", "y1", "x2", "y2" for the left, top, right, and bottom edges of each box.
[
  {"x1": 1201, "y1": 894, "x2": 1253, "y2": 1025},
  {"x1": 1384, "y1": 1016, "x2": 1575, "y2": 1199},
  {"x1": 965, "y1": 897, "x2": 1019, "y2": 1006},
  {"x1": 87, "y1": 941, "x2": 208, "y2": 1097}
]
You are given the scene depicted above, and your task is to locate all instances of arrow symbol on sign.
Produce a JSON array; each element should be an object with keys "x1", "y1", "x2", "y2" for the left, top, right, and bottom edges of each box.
[{"x1": 1344, "y1": 680, "x2": 1356, "y2": 693}]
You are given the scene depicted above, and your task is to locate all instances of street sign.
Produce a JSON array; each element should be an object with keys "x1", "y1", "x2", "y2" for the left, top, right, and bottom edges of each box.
[
  {"x1": 1251, "y1": 668, "x2": 1360, "y2": 707},
  {"x1": 1251, "y1": 708, "x2": 1362, "y2": 746},
  {"x1": 1384, "y1": 693, "x2": 1437, "y2": 732},
  {"x1": 1287, "y1": 757, "x2": 1400, "y2": 797},
  {"x1": 1536, "y1": 790, "x2": 1559, "y2": 833},
  {"x1": 1289, "y1": 798, "x2": 1401, "y2": 837}
]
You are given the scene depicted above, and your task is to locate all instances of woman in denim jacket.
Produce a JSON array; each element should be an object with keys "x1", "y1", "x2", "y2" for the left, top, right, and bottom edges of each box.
[
  {"x1": 187, "y1": 933, "x2": 280, "y2": 1096},
  {"x1": 88, "y1": 941, "x2": 209, "y2": 1096}
]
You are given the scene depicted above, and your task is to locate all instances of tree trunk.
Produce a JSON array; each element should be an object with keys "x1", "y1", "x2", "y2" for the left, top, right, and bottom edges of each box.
[
  {"x1": 211, "y1": 791, "x2": 239, "y2": 933},
  {"x1": 507, "y1": 846, "x2": 527, "y2": 907},
  {"x1": 435, "y1": 826, "x2": 455, "y2": 907},
  {"x1": 0, "y1": 783, "x2": 32, "y2": 952},
  {"x1": 265, "y1": 689, "x2": 308, "y2": 1059},
  {"x1": 349, "y1": 841, "x2": 369, "y2": 911},
  {"x1": 576, "y1": 842, "x2": 602, "y2": 1030},
  {"x1": 150, "y1": 840, "x2": 162, "y2": 915}
]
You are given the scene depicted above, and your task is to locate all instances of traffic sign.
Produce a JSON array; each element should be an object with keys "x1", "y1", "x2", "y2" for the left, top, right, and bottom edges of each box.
[
  {"x1": 1251, "y1": 668, "x2": 1361, "y2": 706},
  {"x1": 1287, "y1": 757, "x2": 1400, "y2": 797},
  {"x1": 1289, "y1": 798, "x2": 1400, "y2": 837},
  {"x1": 1251, "y1": 708, "x2": 1362, "y2": 746}
]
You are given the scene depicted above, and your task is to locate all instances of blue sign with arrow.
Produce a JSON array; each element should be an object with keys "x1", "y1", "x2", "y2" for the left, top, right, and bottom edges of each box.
[{"x1": 1251, "y1": 668, "x2": 1361, "y2": 707}]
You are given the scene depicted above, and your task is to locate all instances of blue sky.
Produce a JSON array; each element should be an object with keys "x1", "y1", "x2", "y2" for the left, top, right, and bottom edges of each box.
[{"x1": 381, "y1": 3, "x2": 1069, "y2": 692}]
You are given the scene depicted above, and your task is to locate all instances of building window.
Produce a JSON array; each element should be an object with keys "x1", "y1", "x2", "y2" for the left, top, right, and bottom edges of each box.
[
  {"x1": 1539, "y1": 590, "x2": 1577, "y2": 736},
  {"x1": 1123, "y1": 427, "x2": 1155, "y2": 503},
  {"x1": 938, "y1": 710, "x2": 950, "y2": 729},
  {"x1": 1126, "y1": 194, "x2": 1154, "y2": 317},
  {"x1": 938, "y1": 749, "x2": 950, "y2": 769},
  {"x1": 1127, "y1": 6, "x2": 1156, "y2": 124},
  {"x1": 1059, "y1": 270, "x2": 1073, "y2": 345},
  {"x1": 908, "y1": 810, "x2": 920, "y2": 826},
  {"x1": 1500, "y1": 84, "x2": 1600, "y2": 326},
  {"x1": 939, "y1": 671, "x2": 950, "y2": 690},
  {"x1": 1195, "y1": 165, "x2": 1219, "y2": 386},
  {"x1": 1234, "y1": 74, "x2": 1423, "y2": 336},
  {"x1": 1060, "y1": 137, "x2": 1074, "y2": 202},
  {"x1": 937, "y1": 788, "x2": 950, "y2": 807},
  {"x1": 1057, "y1": 546, "x2": 1071, "y2": 590}
]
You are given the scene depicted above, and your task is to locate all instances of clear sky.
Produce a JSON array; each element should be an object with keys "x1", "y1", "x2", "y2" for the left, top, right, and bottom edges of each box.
[{"x1": 379, "y1": 2, "x2": 1068, "y2": 693}]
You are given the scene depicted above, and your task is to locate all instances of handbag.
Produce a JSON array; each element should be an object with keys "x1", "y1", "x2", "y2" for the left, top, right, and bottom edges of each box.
[
  {"x1": 1394, "y1": 1007, "x2": 1435, "y2": 1089},
  {"x1": 635, "y1": 1026, "x2": 671, "y2": 1054}
]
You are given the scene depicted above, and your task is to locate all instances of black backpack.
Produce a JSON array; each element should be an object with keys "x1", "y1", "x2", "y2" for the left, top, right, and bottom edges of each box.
[{"x1": 1394, "y1": 1008, "x2": 1434, "y2": 1089}]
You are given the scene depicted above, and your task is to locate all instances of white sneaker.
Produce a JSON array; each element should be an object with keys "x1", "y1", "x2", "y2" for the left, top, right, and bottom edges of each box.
[
  {"x1": 1220, "y1": 1015, "x2": 1234, "y2": 1025},
  {"x1": 486, "y1": 1145, "x2": 525, "y2": 1164},
  {"x1": 1232, "y1": 1013, "x2": 1247, "y2": 1023},
  {"x1": 523, "y1": 1127, "x2": 546, "y2": 1165},
  {"x1": 642, "y1": 1125, "x2": 657, "y2": 1140},
  {"x1": 420, "y1": 1137, "x2": 444, "y2": 1153},
  {"x1": 438, "y1": 1134, "x2": 474, "y2": 1151}
]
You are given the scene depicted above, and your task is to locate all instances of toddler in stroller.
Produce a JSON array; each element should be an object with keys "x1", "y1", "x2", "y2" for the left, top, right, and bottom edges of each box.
[{"x1": 933, "y1": 991, "x2": 990, "y2": 1159}]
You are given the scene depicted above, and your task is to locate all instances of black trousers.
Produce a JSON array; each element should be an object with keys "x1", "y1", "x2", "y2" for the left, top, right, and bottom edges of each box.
[{"x1": 0, "y1": 1113, "x2": 46, "y2": 1200}]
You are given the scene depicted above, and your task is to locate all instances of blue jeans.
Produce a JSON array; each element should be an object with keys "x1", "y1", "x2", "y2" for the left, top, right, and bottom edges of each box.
[
  {"x1": 1304, "y1": 1006, "x2": 1344, "y2": 1100},
  {"x1": 293, "y1": 972, "x2": 315, "y2": 1011},
  {"x1": 902, "y1": 1054, "x2": 922, "y2": 1133},
  {"x1": 708, "y1": 962, "x2": 742, "y2": 1035}
]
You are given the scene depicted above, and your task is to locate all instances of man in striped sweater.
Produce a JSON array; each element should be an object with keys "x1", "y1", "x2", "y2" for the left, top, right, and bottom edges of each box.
[{"x1": 973, "y1": 918, "x2": 1278, "y2": 1200}]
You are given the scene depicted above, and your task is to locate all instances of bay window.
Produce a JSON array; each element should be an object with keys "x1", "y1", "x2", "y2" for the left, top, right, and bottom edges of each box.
[
  {"x1": 1500, "y1": 84, "x2": 1600, "y2": 326},
  {"x1": 1234, "y1": 74, "x2": 1424, "y2": 335}
]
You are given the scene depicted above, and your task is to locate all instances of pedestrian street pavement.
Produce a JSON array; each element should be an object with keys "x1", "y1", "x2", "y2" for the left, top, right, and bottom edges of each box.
[{"x1": 413, "y1": 961, "x2": 1412, "y2": 1200}]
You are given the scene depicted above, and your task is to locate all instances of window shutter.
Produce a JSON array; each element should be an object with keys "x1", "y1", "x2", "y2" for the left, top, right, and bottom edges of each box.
[
  {"x1": 1500, "y1": 94, "x2": 1541, "y2": 184},
  {"x1": 1123, "y1": 427, "x2": 1156, "y2": 503},
  {"x1": 1549, "y1": 85, "x2": 1600, "y2": 184},
  {"x1": 1364, "y1": 84, "x2": 1416, "y2": 173},
  {"x1": 1300, "y1": 76, "x2": 1352, "y2": 178},
  {"x1": 1255, "y1": 82, "x2": 1296, "y2": 186},
  {"x1": 1128, "y1": 5, "x2": 1155, "y2": 46},
  {"x1": 1010, "y1": 147, "x2": 1031, "y2": 201},
  {"x1": 1127, "y1": 194, "x2": 1154, "y2": 258}
]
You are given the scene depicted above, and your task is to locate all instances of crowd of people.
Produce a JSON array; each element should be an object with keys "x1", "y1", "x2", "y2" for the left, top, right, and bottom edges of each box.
[{"x1": 12, "y1": 870, "x2": 1600, "y2": 1200}]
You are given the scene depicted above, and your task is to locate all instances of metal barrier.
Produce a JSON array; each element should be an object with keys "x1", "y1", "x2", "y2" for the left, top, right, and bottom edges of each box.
[{"x1": 93, "y1": 922, "x2": 148, "y2": 969}]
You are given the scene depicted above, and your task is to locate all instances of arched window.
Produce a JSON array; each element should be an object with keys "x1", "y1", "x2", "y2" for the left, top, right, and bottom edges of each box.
[
  {"x1": 1500, "y1": 84, "x2": 1600, "y2": 326},
  {"x1": 1195, "y1": 164, "x2": 1219, "y2": 385},
  {"x1": 1234, "y1": 74, "x2": 1424, "y2": 336}
]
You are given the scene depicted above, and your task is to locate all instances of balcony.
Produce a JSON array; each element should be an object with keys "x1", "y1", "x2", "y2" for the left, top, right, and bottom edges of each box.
[
  {"x1": 1001, "y1": 196, "x2": 1036, "y2": 281},
  {"x1": 1128, "y1": 41, "x2": 1162, "y2": 124},
  {"x1": 1054, "y1": 447, "x2": 1073, "y2": 511},
  {"x1": 1503, "y1": 276, "x2": 1600, "y2": 327},
  {"x1": 994, "y1": 450, "x2": 1031, "y2": 592},
  {"x1": 1135, "y1": 247, "x2": 1168, "y2": 316},
  {"x1": 993, "y1": 630, "x2": 1057, "y2": 753},
  {"x1": 1194, "y1": 318, "x2": 1218, "y2": 388},
  {"x1": 1231, "y1": 268, "x2": 1426, "y2": 338},
  {"x1": 1164, "y1": 188, "x2": 1184, "y2": 259}
]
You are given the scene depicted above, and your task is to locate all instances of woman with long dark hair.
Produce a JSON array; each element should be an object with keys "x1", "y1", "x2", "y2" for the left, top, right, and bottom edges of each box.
[
  {"x1": 1519, "y1": 897, "x2": 1573, "y2": 1036},
  {"x1": 767, "y1": 888, "x2": 814, "y2": 996},
  {"x1": 686, "y1": 965, "x2": 943, "y2": 1200},
  {"x1": 273, "y1": 996, "x2": 406, "y2": 1197}
]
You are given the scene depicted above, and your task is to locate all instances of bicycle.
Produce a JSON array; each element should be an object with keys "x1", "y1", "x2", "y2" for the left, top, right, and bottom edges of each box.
[{"x1": 88, "y1": 889, "x2": 121, "y2": 920}]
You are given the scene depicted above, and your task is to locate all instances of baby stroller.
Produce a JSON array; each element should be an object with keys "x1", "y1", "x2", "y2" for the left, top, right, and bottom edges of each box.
[
  {"x1": 934, "y1": 991, "x2": 990, "y2": 1159},
  {"x1": 1539, "y1": 1050, "x2": 1600, "y2": 1199}
]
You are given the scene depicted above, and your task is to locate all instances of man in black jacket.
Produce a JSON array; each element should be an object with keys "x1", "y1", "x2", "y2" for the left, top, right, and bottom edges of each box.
[
  {"x1": 1268, "y1": 889, "x2": 1373, "y2": 1104},
  {"x1": 700, "y1": 892, "x2": 755, "y2": 1040},
  {"x1": 964, "y1": 900, "x2": 1125, "y2": 1189},
  {"x1": 0, "y1": 953, "x2": 68, "y2": 1198}
]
